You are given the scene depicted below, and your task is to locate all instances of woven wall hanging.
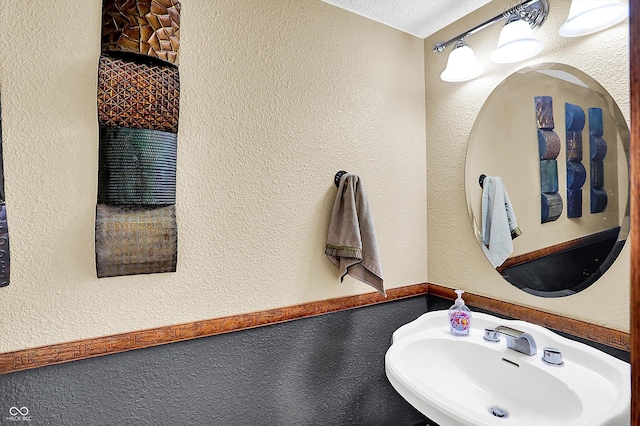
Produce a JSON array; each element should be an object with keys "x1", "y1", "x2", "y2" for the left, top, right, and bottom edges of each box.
[
  {"x1": 98, "y1": 126, "x2": 177, "y2": 205},
  {"x1": 102, "y1": 0, "x2": 181, "y2": 65},
  {"x1": 0, "y1": 99, "x2": 9, "y2": 287},
  {"x1": 589, "y1": 108, "x2": 608, "y2": 213},
  {"x1": 96, "y1": 0, "x2": 180, "y2": 278},
  {"x1": 98, "y1": 56, "x2": 180, "y2": 133},
  {"x1": 95, "y1": 205, "x2": 177, "y2": 277},
  {"x1": 565, "y1": 102, "x2": 586, "y2": 218},
  {"x1": 535, "y1": 96, "x2": 563, "y2": 223}
]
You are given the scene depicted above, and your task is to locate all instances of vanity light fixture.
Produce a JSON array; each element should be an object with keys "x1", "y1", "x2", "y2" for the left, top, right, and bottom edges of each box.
[
  {"x1": 490, "y1": 18, "x2": 543, "y2": 63},
  {"x1": 434, "y1": 0, "x2": 548, "y2": 82},
  {"x1": 440, "y1": 40, "x2": 484, "y2": 82},
  {"x1": 559, "y1": 0, "x2": 628, "y2": 37}
]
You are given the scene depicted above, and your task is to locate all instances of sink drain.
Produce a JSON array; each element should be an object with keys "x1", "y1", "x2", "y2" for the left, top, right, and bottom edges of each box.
[{"x1": 489, "y1": 406, "x2": 509, "y2": 418}]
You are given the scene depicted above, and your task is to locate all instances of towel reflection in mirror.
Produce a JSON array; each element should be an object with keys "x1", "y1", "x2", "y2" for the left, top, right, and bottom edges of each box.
[{"x1": 481, "y1": 176, "x2": 522, "y2": 268}]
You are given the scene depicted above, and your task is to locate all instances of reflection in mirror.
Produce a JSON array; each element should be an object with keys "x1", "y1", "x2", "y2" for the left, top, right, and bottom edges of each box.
[{"x1": 465, "y1": 63, "x2": 629, "y2": 298}]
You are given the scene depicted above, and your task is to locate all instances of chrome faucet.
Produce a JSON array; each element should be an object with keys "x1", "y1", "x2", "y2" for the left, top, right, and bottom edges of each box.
[{"x1": 491, "y1": 325, "x2": 537, "y2": 356}]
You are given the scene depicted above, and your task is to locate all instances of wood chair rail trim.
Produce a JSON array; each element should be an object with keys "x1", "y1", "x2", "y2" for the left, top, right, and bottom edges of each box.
[{"x1": 0, "y1": 283, "x2": 628, "y2": 375}]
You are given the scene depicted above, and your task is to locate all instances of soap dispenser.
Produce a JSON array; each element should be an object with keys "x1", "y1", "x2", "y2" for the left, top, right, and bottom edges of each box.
[{"x1": 449, "y1": 290, "x2": 472, "y2": 336}]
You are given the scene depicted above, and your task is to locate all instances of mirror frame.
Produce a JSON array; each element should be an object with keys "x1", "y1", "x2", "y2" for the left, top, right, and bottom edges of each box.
[{"x1": 629, "y1": 0, "x2": 639, "y2": 420}]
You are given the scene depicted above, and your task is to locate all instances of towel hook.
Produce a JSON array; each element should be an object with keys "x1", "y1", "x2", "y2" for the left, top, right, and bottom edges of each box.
[
  {"x1": 334, "y1": 170, "x2": 348, "y2": 187},
  {"x1": 479, "y1": 174, "x2": 486, "y2": 188}
]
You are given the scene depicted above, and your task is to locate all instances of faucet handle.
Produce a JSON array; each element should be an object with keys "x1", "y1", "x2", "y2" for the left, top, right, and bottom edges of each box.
[
  {"x1": 542, "y1": 347, "x2": 564, "y2": 366},
  {"x1": 483, "y1": 327, "x2": 500, "y2": 342}
]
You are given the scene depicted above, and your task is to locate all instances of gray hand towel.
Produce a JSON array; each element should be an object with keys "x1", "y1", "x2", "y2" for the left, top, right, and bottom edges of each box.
[
  {"x1": 325, "y1": 174, "x2": 385, "y2": 296},
  {"x1": 481, "y1": 176, "x2": 522, "y2": 268}
]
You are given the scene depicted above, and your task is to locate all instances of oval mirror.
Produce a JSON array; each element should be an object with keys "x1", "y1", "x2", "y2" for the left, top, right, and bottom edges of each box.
[{"x1": 465, "y1": 63, "x2": 629, "y2": 298}]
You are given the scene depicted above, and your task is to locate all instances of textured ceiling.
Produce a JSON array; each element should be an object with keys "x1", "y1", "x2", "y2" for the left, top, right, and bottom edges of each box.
[{"x1": 321, "y1": 0, "x2": 493, "y2": 39}]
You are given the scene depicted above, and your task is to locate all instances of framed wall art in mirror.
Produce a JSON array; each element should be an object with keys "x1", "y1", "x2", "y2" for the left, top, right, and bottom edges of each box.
[{"x1": 465, "y1": 63, "x2": 629, "y2": 297}]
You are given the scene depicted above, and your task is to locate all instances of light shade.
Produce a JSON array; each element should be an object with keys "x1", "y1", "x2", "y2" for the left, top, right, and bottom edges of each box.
[
  {"x1": 490, "y1": 20, "x2": 543, "y2": 64},
  {"x1": 440, "y1": 43, "x2": 483, "y2": 82},
  {"x1": 559, "y1": 0, "x2": 628, "y2": 37}
]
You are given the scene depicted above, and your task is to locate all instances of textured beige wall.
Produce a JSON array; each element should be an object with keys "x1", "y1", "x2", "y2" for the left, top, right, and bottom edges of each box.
[
  {"x1": 425, "y1": 0, "x2": 630, "y2": 331},
  {"x1": 0, "y1": 0, "x2": 427, "y2": 352}
]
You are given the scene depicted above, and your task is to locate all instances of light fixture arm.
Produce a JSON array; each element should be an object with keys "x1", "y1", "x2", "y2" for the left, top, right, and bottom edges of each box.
[{"x1": 433, "y1": 0, "x2": 548, "y2": 53}]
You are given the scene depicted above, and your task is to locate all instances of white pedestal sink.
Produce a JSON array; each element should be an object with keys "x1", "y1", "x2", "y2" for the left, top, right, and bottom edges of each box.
[{"x1": 385, "y1": 310, "x2": 630, "y2": 426}]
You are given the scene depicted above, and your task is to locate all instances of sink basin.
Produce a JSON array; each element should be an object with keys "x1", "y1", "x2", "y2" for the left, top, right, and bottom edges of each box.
[{"x1": 385, "y1": 310, "x2": 630, "y2": 426}]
